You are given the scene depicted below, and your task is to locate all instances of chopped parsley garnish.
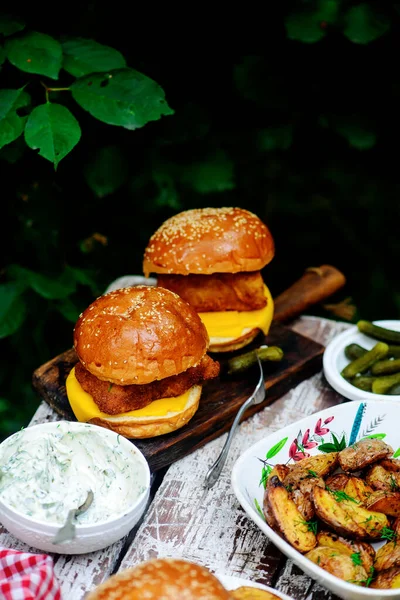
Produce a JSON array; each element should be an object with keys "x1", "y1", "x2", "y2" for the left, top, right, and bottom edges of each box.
[
  {"x1": 108, "y1": 383, "x2": 114, "y2": 392},
  {"x1": 390, "y1": 474, "x2": 400, "y2": 491},
  {"x1": 306, "y1": 469, "x2": 318, "y2": 478},
  {"x1": 325, "y1": 486, "x2": 359, "y2": 504},
  {"x1": 350, "y1": 552, "x2": 363, "y2": 566},
  {"x1": 297, "y1": 518, "x2": 318, "y2": 535},
  {"x1": 381, "y1": 526, "x2": 397, "y2": 541}
]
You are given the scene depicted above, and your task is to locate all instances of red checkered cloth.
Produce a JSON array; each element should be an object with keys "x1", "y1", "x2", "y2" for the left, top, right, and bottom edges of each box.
[{"x1": 0, "y1": 547, "x2": 62, "y2": 600}]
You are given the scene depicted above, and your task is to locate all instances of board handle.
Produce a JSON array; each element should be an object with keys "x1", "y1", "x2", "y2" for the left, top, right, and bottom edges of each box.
[{"x1": 273, "y1": 264, "x2": 346, "y2": 323}]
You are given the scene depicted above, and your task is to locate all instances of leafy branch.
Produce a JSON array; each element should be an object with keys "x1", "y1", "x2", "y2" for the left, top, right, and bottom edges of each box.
[{"x1": 0, "y1": 16, "x2": 173, "y2": 167}]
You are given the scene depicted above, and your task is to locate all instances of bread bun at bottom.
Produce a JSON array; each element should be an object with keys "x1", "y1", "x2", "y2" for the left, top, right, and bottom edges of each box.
[
  {"x1": 88, "y1": 385, "x2": 201, "y2": 439},
  {"x1": 209, "y1": 328, "x2": 261, "y2": 353},
  {"x1": 85, "y1": 557, "x2": 233, "y2": 600}
]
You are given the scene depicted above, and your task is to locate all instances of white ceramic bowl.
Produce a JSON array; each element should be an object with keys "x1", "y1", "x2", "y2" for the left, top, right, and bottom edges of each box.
[
  {"x1": 232, "y1": 400, "x2": 400, "y2": 600},
  {"x1": 323, "y1": 320, "x2": 400, "y2": 401},
  {"x1": 217, "y1": 574, "x2": 294, "y2": 598},
  {"x1": 0, "y1": 421, "x2": 150, "y2": 554}
]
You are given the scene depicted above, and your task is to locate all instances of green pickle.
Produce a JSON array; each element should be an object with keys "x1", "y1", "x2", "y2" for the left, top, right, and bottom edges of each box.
[
  {"x1": 226, "y1": 345, "x2": 283, "y2": 375},
  {"x1": 372, "y1": 372, "x2": 400, "y2": 395},
  {"x1": 371, "y1": 358, "x2": 400, "y2": 376},
  {"x1": 350, "y1": 375, "x2": 375, "y2": 392},
  {"x1": 341, "y1": 342, "x2": 389, "y2": 380},
  {"x1": 344, "y1": 343, "x2": 367, "y2": 361},
  {"x1": 357, "y1": 320, "x2": 400, "y2": 344}
]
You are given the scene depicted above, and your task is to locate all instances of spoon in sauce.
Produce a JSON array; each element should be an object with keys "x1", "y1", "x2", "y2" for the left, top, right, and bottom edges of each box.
[{"x1": 52, "y1": 490, "x2": 94, "y2": 545}]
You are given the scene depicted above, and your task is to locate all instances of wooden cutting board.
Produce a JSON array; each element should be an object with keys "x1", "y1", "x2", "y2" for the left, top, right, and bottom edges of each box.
[{"x1": 32, "y1": 321, "x2": 324, "y2": 471}]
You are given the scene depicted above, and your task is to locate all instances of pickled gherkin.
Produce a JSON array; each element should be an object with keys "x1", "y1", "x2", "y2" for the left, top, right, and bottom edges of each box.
[{"x1": 341, "y1": 342, "x2": 388, "y2": 380}]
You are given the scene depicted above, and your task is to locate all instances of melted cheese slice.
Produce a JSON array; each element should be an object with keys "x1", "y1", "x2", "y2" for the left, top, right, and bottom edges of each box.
[
  {"x1": 198, "y1": 284, "x2": 274, "y2": 340},
  {"x1": 66, "y1": 367, "x2": 191, "y2": 422}
]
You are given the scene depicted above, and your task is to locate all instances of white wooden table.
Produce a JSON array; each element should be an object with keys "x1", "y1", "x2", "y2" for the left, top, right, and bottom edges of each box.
[{"x1": 0, "y1": 316, "x2": 350, "y2": 599}]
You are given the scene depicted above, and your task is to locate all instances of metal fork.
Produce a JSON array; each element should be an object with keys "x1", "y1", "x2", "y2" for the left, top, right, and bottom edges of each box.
[{"x1": 204, "y1": 357, "x2": 265, "y2": 489}]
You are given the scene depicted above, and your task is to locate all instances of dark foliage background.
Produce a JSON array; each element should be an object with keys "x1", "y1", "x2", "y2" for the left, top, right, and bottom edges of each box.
[{"x1": 1, "y1": 1, "x2": 399, "y2": 439}]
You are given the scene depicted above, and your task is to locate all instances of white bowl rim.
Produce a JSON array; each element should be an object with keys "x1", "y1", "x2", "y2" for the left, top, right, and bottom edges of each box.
[
  {"x1": 323, "y1": 319, "x2": 400, "y2": 402},
  {"x1": 0, "y1": 420, "x2": 151, "y2": 531},
  {"x1": 231, "y1": 399, "x2": 400, "y2": 598}
]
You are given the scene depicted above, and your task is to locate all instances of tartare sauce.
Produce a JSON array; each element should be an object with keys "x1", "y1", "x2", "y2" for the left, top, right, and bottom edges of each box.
[{"x1": 0, "y1": 422, "x2": 147, "y2": 525}]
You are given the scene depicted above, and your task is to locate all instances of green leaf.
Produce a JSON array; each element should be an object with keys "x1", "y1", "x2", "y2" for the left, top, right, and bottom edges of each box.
[
  {"x1": 9, "y1": 265, "x2": 77, "y2": 299},
  {"x1": 254, "y1": 498, "x2": 265, "y2": 520},
  {"x1": 258, "y1": 126, "x2": 293, "y2": 151},
  {"x1": 5, "y1": 31, "x2": 62, "y2": 79},
  {"x1": 0, "y1": 45, "x2": 5, "y2": 67},
  {"x1": 62, "y1": 37, "x2": 126, "y2": 78},
  {"x1": 28, "y1": 271, "x2": 76, "y2": 300},
  {"x1": 25, "y1": 103, "x2": 81, "y2": 167},
  {"x1": 0, "y1": 282, "x2": 26, "y2": 338},
  {"x1": 335, "y1": 120, "x2": 376, "y2": 150},
  {"x1": 153, "y1": 171, "x2": 181, "y2": 209},
  {"x1": 0, "y1": 136, "x2": 25, "y2": 162},
  {"x1": 56, "y1": 297, "x2": 80, "y2": 322},
  {"x1": 393, "y1": 448, "x2": 400, "y2": 459},
  {"x1": 267, "y1": 437, "x2": 288, "y2": 459},
  {"x1": 71, "y1": 68, "x2": 173, "y2": 129},
  {"x1": 343, "y1": 4, "x2": 390, "y2": 44},
  {"x1": 84, "y1": 145, "x2": 128, "y2": 197},
  {"x1": 0, "y1": 15, "x2": 25, "y2": 36},
  {"x1": 318, "y1": 442, "x2": 338, "y2": 453},
  {"x1": 179, "y1": 150, "x2": 235, "y2": 193},
  {"x1": 285, "y1": 0, "x2": 339, "y2": 43},
  {"x1": 260, "y1": 464, "x2": 272, "y2": 488},
  {"x1": 363, "y1": 433, "x2": 386, "y2": 440},
  {"x1": 0, "y1": 88, "x2": 30, "y2": 149},
  {"x1": 65, "y1": 266, "x2": 101, "y2": 295}
]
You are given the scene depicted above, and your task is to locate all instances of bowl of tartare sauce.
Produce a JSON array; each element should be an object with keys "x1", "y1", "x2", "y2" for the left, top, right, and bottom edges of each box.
[{"x1": 0, "y1": 421, "x2": 150, "y2": 554}]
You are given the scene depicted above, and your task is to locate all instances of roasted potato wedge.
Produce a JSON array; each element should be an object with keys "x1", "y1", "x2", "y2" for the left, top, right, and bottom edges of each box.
[
  {"x1": 365, "y1": 490, "x2": 400, "y2": 516},
  {"x1": 267, "y1": 476, "x2": 317, "y2": 553},
  {"x1": 231, "y1": 588, "x2": 280, "y2": 599},
  {"x1": 283, "y1": 453, "x2": 338, "y2": 488},
  {"x1": 338, "y1": 438, "x2": 392, "y2": 472},
  {"x1": 291, "y1": 477, "x2": 325, "y2": 521},
  {"x1": 370, "y1": 566, "x2": 400, "y2": 589},
  {"x1": 312, "y1": 487, "x2": 389, "y2": 540},
  {"x1": 380, "y1": 458, "x2": 400, "y2": 472},
  {"x1": 316, "y1": 531, "x2": 375, "y2": 573},
  {"x1": 305, "y1": 546, "x2": 367, "y2": 584},
  {"x1": 262, "y1": 465, "x2": 290, "y2": 528},
  {"x1": 325, "y1": 473, "x2": 350, "y2": 491},
  {"x1": 366, "y1": 465, "x2": 400, "y2": 491},
  {"x1": 375, "y1": 541, "x2": 400, "y2": 572},
  {"x1": 344, "y1": 477, "x2": 374, "y2": 504}
]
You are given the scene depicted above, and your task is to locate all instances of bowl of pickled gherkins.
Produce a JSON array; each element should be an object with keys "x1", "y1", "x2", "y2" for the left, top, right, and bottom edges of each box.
[{"x1": 323, "y1": 320, "x2": 400, "y2": 401}]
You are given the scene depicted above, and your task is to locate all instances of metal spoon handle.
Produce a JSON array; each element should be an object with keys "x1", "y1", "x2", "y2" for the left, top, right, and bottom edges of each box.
[{"x1": 204, "y1": 395, "x2": 254, "y2": 489}]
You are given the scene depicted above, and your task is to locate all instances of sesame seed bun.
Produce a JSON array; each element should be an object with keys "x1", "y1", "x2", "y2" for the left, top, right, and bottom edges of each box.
[
  {"x1": 143, "y1": 207, "x2": 274, "y2": 277},
  {"x1": 86, "y1": 558, "x2": 233, "y2": 600},
  {"x1": 73, "y1": 286, "x2": 209, "y2": 385},
  {"x1": 88, "y1": 384, "x2": 201, "y2": 438}
]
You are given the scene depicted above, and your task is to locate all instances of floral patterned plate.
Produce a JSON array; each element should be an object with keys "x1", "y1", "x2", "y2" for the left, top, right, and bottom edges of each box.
[{"x1": 231, "y1": 400, "x2": 400, "y2": 600}]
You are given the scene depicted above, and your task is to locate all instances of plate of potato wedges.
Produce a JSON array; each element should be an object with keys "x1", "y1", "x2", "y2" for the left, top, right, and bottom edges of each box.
[{"x1": 232, "y1": 400, "x2": 400, "y2": 599}]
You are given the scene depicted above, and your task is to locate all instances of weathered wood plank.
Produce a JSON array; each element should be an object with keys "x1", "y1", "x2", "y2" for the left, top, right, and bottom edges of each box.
[{"x1": 113, "y1": 316, "x2": 349, "y2": 600}]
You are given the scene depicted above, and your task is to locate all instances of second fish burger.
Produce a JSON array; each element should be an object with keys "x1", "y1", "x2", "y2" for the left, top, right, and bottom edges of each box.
[
  {"x1": 66, "y1": 286, "x2": 220, "y2": 438},
  {"x1": 143, "y1": 207, "x2": 275, "y2": 352}
]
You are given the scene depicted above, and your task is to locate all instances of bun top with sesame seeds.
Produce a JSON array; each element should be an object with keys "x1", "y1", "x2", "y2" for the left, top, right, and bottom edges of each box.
[
  {"x1": 85, "y1": 558, "x2": 233, "y2": 600},
  {"x1": 143, "y1": 207, "x2": 275, "y2": 277},
  {"x1": 73, "y1": 286, "x2": 209, "y2": 386}
]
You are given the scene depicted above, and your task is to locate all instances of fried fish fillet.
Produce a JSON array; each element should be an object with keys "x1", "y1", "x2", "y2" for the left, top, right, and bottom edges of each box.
[
  {"x1": 157, "y1": 271, "x2": 267, "y2": 312},
  {"x1": 75, "y1": 355, "x2": 220, "y2": 415}
]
